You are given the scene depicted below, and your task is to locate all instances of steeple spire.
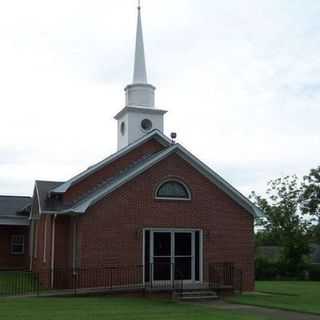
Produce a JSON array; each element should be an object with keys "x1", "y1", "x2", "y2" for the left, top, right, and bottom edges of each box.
[
  {"x1": 124, "y1": 3, "x2": 155, "y2": 109},
  {"x1": 133, "y1": 3, "x2": 147, "y2": 83},
  {"x1": 115, "y1": 2, "x2": 167, "y2": 150}
]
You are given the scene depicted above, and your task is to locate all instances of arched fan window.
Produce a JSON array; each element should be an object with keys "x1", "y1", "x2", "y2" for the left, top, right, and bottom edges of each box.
[{"x1": 156, "y1": 180, "x2": 191, "y2": 200}]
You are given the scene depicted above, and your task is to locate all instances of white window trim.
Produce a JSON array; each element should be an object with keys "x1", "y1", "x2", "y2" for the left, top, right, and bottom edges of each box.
[
  {"x1": 142, "y1": 228, "x2": 203, "y2": 285},
  {"x1": 155, "y1": 179, "x2": 192, "y2": 201},
  {"x1": 11, "y1": 235, "x2": 25, "y2": 255},
  {"x1": 34, "y1": 222, "x2": 38, "y2": 258},
  {"x1": 43, "y1": 216, "x2": 48, "y2": 263}
]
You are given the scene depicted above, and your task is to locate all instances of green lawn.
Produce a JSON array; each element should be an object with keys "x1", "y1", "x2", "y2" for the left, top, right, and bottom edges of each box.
[
  {"x1": 228, "y1": 281, "x2": 320, "y2": 315},
  {"x1": 0, "y1": 271, "x2": 38, "y2": 296},
  {"x1": 0, "y1": 297, "x2": 272, "y2": 320}
]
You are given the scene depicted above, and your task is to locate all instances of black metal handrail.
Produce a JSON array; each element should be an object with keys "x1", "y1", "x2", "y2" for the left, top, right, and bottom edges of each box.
[
  {"x1": 0, "y1": 270, "x2": 40, "y2": 297},
  {"x1": 0, "y1": 263, "x2": 243, "y2": 297},
  {"x1": 148, "y1": 263, "x2": 186, "y2": 293},
  {"x1": 208, "y1": 262, "x2": 242, "y2": 294}
]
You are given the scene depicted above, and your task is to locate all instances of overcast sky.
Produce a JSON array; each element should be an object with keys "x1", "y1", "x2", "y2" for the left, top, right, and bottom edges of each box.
[{"x1": 0, "y1": 0, "x2": 319, "y2": 198}]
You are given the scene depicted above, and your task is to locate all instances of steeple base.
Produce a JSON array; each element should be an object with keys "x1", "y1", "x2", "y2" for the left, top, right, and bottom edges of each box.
[
  {"x1": 125, "y1": 83, "x2": 155, "y2": 108},
  {"x1": 114, "y1": 106, "x2": 167, "y2": 150}
]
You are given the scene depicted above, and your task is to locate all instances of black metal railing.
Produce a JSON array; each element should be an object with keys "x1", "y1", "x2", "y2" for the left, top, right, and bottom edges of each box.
[
  {"x1": 147, "y1": 263, "x2": 185, "y2": 292},
  {"x1": 0, "y1": 263, "x2": 243, "y2": 297},
  {"x1": 208, "y1": 263, "x2": 243, "y2": 294},
  {"x1": 233, "y1": 267, "x2": 243, "y2": 294},
  {"x1": 54, "y1": 265, "x2": 144, "y2": 294},
  {"x1": 0, "y1": 269, "x2": 40, "y2": 297}
]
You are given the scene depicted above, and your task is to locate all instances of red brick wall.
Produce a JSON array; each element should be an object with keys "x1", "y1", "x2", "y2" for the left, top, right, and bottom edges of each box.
[
  {"x1": 77, "y1": 153, "x2": 255, "y2": 291},
  {"x1": 0, "y1": 226, "x2": 29, "y2": 270},
  {"x1": 32, "y1": 215, "x2": 51, "y2": 272},
  {"x1": 54, "y1": 216, "x2": 72, "y2": 270},
  {"x1": 64, "y1": 139, "x2": 164, "y2": 204},
  {"x1": 31, "y1": 214, "x2": 73, "y2": 288}
]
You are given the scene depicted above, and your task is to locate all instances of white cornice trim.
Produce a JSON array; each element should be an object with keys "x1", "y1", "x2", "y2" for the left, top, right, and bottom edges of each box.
[
  {"x1": 50, "y1": 130, "x2": 171, "y2": 195},
  {"x1": 114, "y1": 106, "x2": 167, "y2": 120}
]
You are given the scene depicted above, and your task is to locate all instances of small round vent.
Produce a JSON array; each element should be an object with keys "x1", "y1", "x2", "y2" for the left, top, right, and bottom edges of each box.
[{"x1": 141, "y1": 119, "x2": 152, "y2": 131}]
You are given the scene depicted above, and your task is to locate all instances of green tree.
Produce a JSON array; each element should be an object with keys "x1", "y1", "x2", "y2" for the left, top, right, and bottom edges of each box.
[
  {"x1": 251, "y1": 175, "x2": 311, "y2": 274},
  {"x1": 301, "y1": 166, "x2": 320, "y2": 243}
]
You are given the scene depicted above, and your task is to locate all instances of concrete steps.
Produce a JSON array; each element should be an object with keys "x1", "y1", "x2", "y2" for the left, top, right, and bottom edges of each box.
[{"x1": 174, "y1": 289, "x2": 219, "y2": 302}]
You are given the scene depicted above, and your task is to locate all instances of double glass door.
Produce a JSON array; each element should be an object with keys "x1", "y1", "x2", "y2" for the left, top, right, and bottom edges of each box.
[{"x1": 144, "y1": 230, "x2": 201, "y2": 283}]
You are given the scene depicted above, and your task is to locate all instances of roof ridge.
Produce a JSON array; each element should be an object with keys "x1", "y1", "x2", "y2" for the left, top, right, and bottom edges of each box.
[
  {"x1": 35, "y1": 180, "x2": 64, "y2": 184},
  {"x1": 68, "y1": 151, "x2": 162, "y2": 208},
  {"x1": 67, "y1": 145, "x2": 177, "y2": 213},
  {"x1": 50, "y1": 130, "x2": 172, "y2": 194},
  {"x1": 0, "y1": 195, "x2": 32, "y2": 199}
]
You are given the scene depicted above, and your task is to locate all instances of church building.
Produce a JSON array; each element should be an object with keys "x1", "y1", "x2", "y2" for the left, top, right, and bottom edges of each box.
[{"x1": 2, "y1": 6, "x2": 262, "y2": 292}]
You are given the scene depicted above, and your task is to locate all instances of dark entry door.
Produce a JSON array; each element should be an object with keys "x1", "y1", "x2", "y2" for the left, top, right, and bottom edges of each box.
[
  {"x1": 174, "y1": 232, "x2": 192, "y2": 280},
  {"x1": 145, "y1": 230, "x2": 201, "y2": 283},
  {"x1": 153, "y1": 232, "x2": 172, "y2": 281}
]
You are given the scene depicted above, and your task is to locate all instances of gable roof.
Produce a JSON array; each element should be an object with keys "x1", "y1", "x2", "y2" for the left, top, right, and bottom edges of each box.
[
  {"x1": 50, "y1": 130, "x2": 171, "y2": 194},
  {"x1": 35, "y1": 180, "x2": 64, "y2": 214},
  {"x1": 0, "y1": 195, "x2": 32, "y2": 226},
  {"x1": 34, "y1": 131, "x2": 262, "y2": 218},
  {"x1": 44, "y1": 142, "x2": 262, "y2": 217}
]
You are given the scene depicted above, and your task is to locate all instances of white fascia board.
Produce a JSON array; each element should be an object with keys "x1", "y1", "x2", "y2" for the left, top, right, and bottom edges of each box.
[
  {"x1": 50, "y1": 130, "x2": 171, "y2": 194},
  {"x1": 174, "y1": 145, "x2": 263, "y2": 218},
  {"x1": 70, "y1": 145, "x2": 179, "y2": 213},
  {"x1": 28, "y1": 187, "x2": 36, "y2": 219},
  {"x1": 35, "y1": 182, "x2": 43, "y2": 215},
  {"x1": 0, "y1": 217, "x2": 30, "y2": 226}
]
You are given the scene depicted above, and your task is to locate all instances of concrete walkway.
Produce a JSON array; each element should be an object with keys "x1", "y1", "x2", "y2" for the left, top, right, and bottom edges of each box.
[{"x1": 194, "y1": 301, "x2": 320, "y2": 320}]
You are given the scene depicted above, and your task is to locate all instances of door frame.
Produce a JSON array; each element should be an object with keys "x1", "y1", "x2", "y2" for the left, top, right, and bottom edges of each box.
[{"x1": 142, "y1": 228, "x2": 203, "y2": 285}]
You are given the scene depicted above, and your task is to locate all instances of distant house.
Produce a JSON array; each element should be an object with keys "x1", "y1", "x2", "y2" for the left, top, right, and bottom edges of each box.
[
  {"x1": 256, "y1": 245, "x2": 320, "y2": 264},
  {"x1": 310, "y1": 244, "x2": 320, "y2": 264},
  {"x1": 0, "y1": 196, "x2": 32, "y2": 269},
  {"x1": 256, "y1": 246, "x2": 282, "y2": 262}
]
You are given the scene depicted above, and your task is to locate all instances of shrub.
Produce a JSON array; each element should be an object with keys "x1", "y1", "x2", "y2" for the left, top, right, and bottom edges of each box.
[
  {"x1": 255, "y1": 257, "x2": 307, "y2": 280},
  {"x1": 308, "y1": 264, "x2": 320, "y2": 281},
  {"x1": 255, "y1": 257, "x2": 279, "y2": 280}
]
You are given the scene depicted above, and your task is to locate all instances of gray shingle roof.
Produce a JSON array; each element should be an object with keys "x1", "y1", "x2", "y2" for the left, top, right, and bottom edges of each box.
[
  {"x1": 0, "y1": 196, "x2": 32, "y2": 217},
  {"x1": 50, "y1": 130, "x2": 171, "y2": 194},
  {"x1": 0, "y1": 195, "x2": 32, "y2": 226},
  {"x1": 69, "y1": 149, "x2": 169, "y2": 213}
]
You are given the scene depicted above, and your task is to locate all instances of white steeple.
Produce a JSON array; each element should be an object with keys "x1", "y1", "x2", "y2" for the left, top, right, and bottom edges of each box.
[
  {"x1": 124, "y1": 4, "x2": 155, "y2": 108},
  {"x1": 114, "y1": 4, "x2": 167, "y2": 150},
  {"x1": 133, "y1": 5, "x2": 147, "y2": 84}
]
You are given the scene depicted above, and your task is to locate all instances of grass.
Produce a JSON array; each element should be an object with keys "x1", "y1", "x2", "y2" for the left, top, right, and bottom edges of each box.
[
  {"x1": 0, "y1": 296, "x2": 272, "y2": 320},
  {"x1": 227, "y1": 281, "x2": 320, "y2": 315},
  {"x1": 0, "y1": 271, "x2": 38, "y2": 296}
]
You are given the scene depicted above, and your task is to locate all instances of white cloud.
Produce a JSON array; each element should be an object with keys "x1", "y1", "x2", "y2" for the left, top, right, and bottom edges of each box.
[{"x1": 0, "y1": 0, "x2": 319, "y2": 197}]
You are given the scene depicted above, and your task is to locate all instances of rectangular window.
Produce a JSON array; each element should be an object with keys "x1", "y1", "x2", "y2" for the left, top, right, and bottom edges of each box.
[
  {"x1": 144, "y1": 230, "x2": 150, "y2": 282},
  {"x1": 11, "y1": 235, "x2": 24, "y2": 255},
  {"x1": 195, "y1": 231, "x2": 200, "y2": 281}
]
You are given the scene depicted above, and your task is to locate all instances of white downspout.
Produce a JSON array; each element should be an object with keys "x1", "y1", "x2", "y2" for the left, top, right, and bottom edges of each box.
[
  {"x1": 29, "y1": 220, "x2": 34, "y2": 271},
  {"x1": 50, "y1": 214, "x2": 56, "y2": 289}
]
